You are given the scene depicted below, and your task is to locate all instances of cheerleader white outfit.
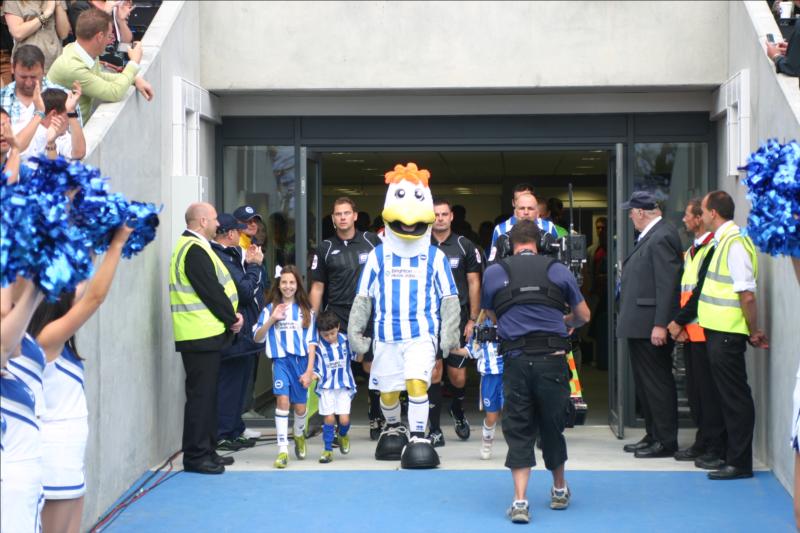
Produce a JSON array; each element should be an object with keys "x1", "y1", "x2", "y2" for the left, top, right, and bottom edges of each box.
[
  {"x1": 1, "y1": 370, "x2": 44, "y2": 533},
  {"x1": 40, "y1": 345, "x2": 88, "y2": 499}
]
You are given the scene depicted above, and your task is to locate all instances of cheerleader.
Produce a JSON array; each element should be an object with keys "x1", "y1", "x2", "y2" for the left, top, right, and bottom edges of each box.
[
  {"x1": 253, "y1": 265, "x2": 317, "y2": 469},
  {"x1": 26, "y1": 224, "x2": 132, "y2": 533}
]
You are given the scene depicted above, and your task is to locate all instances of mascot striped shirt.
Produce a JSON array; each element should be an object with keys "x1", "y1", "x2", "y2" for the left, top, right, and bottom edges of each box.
[{"x1": 356, "y1": 243, "x2": 458, "y2": 343}]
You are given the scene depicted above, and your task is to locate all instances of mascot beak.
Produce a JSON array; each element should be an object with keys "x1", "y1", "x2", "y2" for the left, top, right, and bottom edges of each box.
[{"x1": 382, "y1": 200, "x2": 435, "y2": 240}]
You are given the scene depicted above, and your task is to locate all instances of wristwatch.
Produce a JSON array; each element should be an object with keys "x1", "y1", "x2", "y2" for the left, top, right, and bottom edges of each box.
[
  {"x1": 67, "y1": 112, "x2": 79, "y2": 118},
  {"x1": 34, "y1": 110, "x2": 46, "y2": 120},
  {"x1": 469, "y1": 315, "x2": 479, "y2": 321}
]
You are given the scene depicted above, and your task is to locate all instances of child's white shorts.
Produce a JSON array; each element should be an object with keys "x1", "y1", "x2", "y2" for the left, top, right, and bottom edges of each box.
[
  {"x1": 369, "y1": 335, "x2": 437, "y2": 391},
  {"x1": 41, "y1": 417, "x2": 88, "y2": 499},
  {"x1": 317, "y1": 389, "x2": 353, "y2": 416}
]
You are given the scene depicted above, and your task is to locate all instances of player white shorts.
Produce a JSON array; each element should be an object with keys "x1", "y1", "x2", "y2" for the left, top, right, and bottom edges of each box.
[
  {"x1": 369, "y1": 335, "x2": 437, "y2": 391},
  {"x1": 1, "y1": 458, "x2": 44, "y2": 533},
  {"x1": 41, "y1": 417, "x2": 88, "y2": 500},
  {"x1": 317, "y1": 388, "x2": 353, "y2": 416}
]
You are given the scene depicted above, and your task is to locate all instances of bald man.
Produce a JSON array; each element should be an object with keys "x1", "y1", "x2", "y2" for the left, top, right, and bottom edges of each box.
[{"x1": 170, "y1": 202, "x2": 243, "y2": 474}]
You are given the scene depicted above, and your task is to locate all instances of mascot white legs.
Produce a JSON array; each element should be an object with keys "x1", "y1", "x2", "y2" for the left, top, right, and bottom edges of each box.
[{"x1": 348, "y1": 163, "x2": 461, "y2": 469}]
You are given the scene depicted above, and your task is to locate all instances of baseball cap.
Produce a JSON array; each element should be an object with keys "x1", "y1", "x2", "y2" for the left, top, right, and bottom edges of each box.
[
  {"x1": 233, "y1": 205, "x2": 262, "y2": 222},
  {"x1": 620, "y1": 190, "x2": 658, "y2": 210},
  {"x1": 217, "y1": 213, "x2": 247, "y2": 233}
]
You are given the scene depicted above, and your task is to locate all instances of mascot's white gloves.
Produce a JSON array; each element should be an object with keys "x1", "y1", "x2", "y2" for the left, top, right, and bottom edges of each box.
[
  {"x1": 439, "y1": 295, "x2": 461, "y2": 357},
  {"x1": 348, "y1": 295, "x2": 373, "y2": 355}
]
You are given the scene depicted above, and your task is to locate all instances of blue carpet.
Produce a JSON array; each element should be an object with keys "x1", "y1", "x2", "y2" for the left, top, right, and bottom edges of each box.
[{"x1": 104, "y1": 470, "x2": 794, "y2": 532}]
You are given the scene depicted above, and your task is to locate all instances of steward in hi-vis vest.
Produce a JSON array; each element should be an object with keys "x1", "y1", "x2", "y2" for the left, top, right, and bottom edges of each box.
[
  {"x1": 696, "y1": 191, "x2": 768, "y2": 481},
  {"x1": 169, "y1": 202, "x2": 244, "y2": 475}
]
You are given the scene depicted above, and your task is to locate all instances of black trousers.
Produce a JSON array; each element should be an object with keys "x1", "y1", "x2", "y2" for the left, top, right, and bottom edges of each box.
[
  {"x1": 181, "y1": 350, "x2": 222, "y2": 464},
  {"x1": 684, "y1": 341, "x2": 726, "y2": 454},
  {"x1": 627, "y1": 338, "x2": 678, "y2": 447},
  {"x1": 217, "y1": 354, "x2": 255, "y2": 440},
  {"x1": 705, "y1": 329, "x2": 754, "y2": 470},
  {"x1": 502, "y1": 354, "x2": 571, "y2": 470}
]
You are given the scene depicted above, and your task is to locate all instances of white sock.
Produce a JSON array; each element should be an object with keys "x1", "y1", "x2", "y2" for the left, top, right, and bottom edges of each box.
[
  {"x1": 380, "y1": 399, "x2": 401, "y2": 425},
  {"x1": 483, "y1": 421, "x2": 496, "y2": 441},
  {"x1": 294, "y1": 409, "x2": 306, "y2": 437},
  {"x1": 275, "y1": 408, "x2": 289, "y2": 451},
  {"x1": 408, "y1": 394, "x2": 429, "y2": 435}
]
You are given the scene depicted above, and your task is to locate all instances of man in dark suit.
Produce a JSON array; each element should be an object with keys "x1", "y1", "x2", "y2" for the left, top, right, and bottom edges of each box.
[{"x1": 616, "y1": 191, "x2": 683, "y2": 458}]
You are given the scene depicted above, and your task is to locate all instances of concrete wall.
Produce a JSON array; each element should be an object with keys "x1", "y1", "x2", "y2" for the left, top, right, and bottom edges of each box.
[
  {"x1": 75, "y1": 1, "x2": 202, "y2": 526},
  {"x1": 201, "y1": 1, "x2": 728, "y2": 92},
  {"x1": 714, "y1": 1, "x2": 800, "y2": 493}
]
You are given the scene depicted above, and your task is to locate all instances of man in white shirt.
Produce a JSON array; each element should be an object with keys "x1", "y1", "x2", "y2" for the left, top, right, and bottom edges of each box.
[{"x1": 15, "y1": 85, "x2": 85, "y2": 162}]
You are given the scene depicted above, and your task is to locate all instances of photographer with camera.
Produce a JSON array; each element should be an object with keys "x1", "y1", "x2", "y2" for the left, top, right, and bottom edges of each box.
[{"x1": 482, "y1": 219, "x2": 589, "y2": 523}]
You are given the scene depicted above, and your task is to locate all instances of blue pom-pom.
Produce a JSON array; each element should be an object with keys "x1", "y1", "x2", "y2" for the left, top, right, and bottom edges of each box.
[{"x1": 740, "y1": 139, "x2": 800, "y2": 258}]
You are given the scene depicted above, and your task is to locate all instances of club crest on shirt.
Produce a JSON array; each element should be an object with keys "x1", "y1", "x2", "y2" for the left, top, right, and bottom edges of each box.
[
  {"x1": 359, "y1": 252, "x2": 369, "y2": 264},
  {"x1": 449, "y1": 257, "x2": 460, "y2": 269}
]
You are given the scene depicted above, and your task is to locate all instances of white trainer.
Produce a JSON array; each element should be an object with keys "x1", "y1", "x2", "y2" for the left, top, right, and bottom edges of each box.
[
  {"x1": 480, "y1": 438, "x2": 493, "y2": 460},
  {"x1": 243, "y1": 428, "x2": 262, "y2": 439}
]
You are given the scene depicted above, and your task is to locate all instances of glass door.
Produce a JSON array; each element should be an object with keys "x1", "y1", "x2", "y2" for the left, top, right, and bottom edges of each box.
[
  {"x1": 608, "y1": 143, "x2": 625, "y2": 439},
  {"x1": 297, "y1": 148, "x2": 322, "y2": 283}
]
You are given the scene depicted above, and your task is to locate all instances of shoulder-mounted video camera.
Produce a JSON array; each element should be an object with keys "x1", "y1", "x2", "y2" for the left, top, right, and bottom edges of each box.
[{"x1": 474, "y1": 323, "x2": 498, "y2": 343}]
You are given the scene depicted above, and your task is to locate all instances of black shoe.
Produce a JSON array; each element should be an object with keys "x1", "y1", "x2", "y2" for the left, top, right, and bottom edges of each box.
[
  {"x1": 369, "y1": 418, "x2": 383, "y2": 441},
  {"x1": 212, "y1": 453, "x2": 234, "y2": 466},
  {"x1": 623, "y1": 436, "x2": 653, "y2": 453},
  {"x1": 427, "y1": 428, "x2": 445, "y2": 448},
  {"x1": 234, "y1": 436, "x2": 257, "y2": 448},
  {"x1": 674, "y1": 446, "x2": 704, "y2": 461},
  {"x1": 184, "y1": 459, "x2": 225, "y2": 474},
  {"x1": 694, "y1": 455, "x2": 726, "y2": 470},
  {"x1": 708, "y1": 465, "x2": 753, "y2": 480},
  {"x1": 634, "y1": 442, "x2": 677, "y2": 458},
  {"x1": 449, "y1": 407, "x2": 470, "y2": 441},
  {"x1": 216, "y1": 439, "x2": 244, "y2": 452}
]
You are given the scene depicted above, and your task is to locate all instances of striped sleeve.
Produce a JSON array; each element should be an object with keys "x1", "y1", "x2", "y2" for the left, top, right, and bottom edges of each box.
[
  {"x1": 490, "y1": 223, "x2": 503, "y2": 248},
  {"x1": 305, "y1": 312, "x2": 318, "y2": 348},
  {"x1": 356, "y1": 249, "x2": 379, "y2": 297},
  {"x1": 253, "y1": 306, "x2": 270, "y2": 342},
  {"x1": 433, "y1": 248, "x2": 458, "y2": 298}
]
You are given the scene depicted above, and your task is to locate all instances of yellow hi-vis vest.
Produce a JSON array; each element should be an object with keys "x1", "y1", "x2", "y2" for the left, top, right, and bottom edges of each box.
[
  {"x1": 169, "y1": 234, "x2": 239, "y2": 342},
  {"x1": 697, "y1": 223, "x2": 758, "y2": 336},
  {"x1": 679, "y1": 236, "x2": 714, "y2": 342}
]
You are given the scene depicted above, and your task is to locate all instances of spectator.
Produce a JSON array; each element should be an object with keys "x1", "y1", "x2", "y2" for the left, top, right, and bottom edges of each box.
[
  {"x1": 0, "y1": 44, "x2": 83, "y2": 128},
  {"x1": 15, "y1": 84, "x2": 85, "y2": 162},
  {"x1": 766, "y1": 1, "x2": 800, "y2": 78},
  {"x1": 233, "y1": 204, "x2": 263, "y2": 250},
  {"x1": 0, "y1": 9, "x2": 12, "y2": 85},
  {"x1": 47, "y1": 7, "x2": 153, "y2": 121},
  {"x1": 211, "y1": 214, "x2": 266, "y2": 452},
  {"x1": 3, "y1": 0, "x2": 70, "y2": 72},
  {"x1": 68, "y1": 1, "x2": 135, "y2": 71}
]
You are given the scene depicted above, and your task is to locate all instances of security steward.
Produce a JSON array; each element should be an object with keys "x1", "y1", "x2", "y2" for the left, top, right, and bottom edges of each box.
[
  {"x1": 482, "y1": 220, "x2": 589, "y2": 522},
  {"x1": 666, "y1": 198, "x2": 726, "y2": 466},
  {"x1": 309, "y1": 197, "x2": 383, "y2": 438},
  {"x1": 428, "y1": 198, "x2": 482, "y2": 445},
  {"x1": 170, "y1": 202, "x2": 243, "y2": 475},
  {"x1": 697, "y1": 190, "x2": 768, "y2": 480}
]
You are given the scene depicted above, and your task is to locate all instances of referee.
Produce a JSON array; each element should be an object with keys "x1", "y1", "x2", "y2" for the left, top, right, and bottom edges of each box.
[
  {"x1": 427, "y1": 198, "x2": 482, "y2": 445},
  {"x1": 309, "y1": 197, "x2": 383, "y2": 438}
]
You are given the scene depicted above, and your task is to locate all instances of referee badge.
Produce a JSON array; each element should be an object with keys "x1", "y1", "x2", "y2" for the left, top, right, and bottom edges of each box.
[
  {"x1": 359, "y1": 252, "x2": 368, "y2": 264},
  {"x1": 449, "y1": 257, "x2": 460, "y2": 269},
  {"x1": 311, "y1": 255, "x2": 318, "y2": 270}
]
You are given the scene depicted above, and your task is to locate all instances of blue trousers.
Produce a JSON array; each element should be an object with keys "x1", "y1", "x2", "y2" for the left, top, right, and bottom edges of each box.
[{"x1": 216, "y1": 354, "x2": 256, "y2": 440}]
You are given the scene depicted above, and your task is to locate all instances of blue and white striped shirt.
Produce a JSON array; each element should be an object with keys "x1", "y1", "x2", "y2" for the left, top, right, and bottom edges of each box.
[
  {"x1": 255, "y1": 303, "x2": 318, "y2": 359},
  {"x1": 356, "y1": 244, "x2": 458, "y2": 343},
  {"x1": 489, "y1": 216, "x2": 558, "y2": 261},
  {"x1": 467, "y1": 321, "x2": 503, "y2": 375},
  {"x1": 314, "y1": 333, "x2": 357, "y2": 396},
  {"x1": 7, "y1": 334, "x2": 46, "y2": 418}
]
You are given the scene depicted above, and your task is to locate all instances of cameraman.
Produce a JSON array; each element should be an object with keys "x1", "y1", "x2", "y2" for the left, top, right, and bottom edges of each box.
[{"x1": 482, "y1": 219, "x2": 589, "y2": 523}]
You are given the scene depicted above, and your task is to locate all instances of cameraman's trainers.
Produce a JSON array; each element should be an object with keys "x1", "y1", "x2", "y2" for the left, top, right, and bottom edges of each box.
[
  {"x1": 319, "y1": 450, "x2": 333, "y2": 463},
  {"x1": 235, "y1": 435, "x2": 256, "y2": 448},
  {"x1": 427, "y1": 428, "x2": 445, "y2": 448},
  {"x1": 294, "y1": 435, "x2": 307, "y2": 460},
  {"x1": 550, "y1": 486, "x2": 570, "y2": 510},
  {"x1": 339, "y1": 434, "x2": 350, "y2": 454},
  {"x1": 216, "y1": 439, "x2": 243, "y2": 452},
  {"x1": 506, "y1": 500, "x2": 530, "y2": 524},
  {"x1": 242, "y1": 428, "x2": 262, "y2": 439}
]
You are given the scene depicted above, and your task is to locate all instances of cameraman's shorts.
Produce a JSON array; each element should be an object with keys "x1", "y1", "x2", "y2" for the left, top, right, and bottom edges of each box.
[{"x1": 502, "y1": 353, "x2": 571, "y2": 470}]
